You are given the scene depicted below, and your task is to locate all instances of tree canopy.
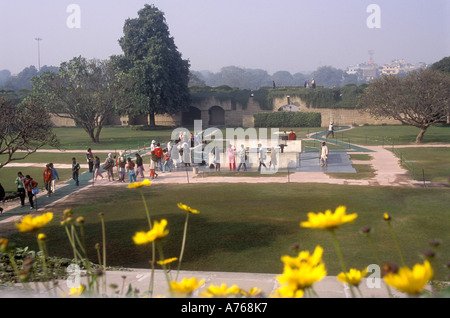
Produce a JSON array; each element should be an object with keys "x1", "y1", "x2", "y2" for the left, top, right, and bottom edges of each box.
[
  {"x1": 0, "y1": 96, "x2": 59, "y2": 169},
  {"x1": 359, "y1": 68, "x2": 450, "y2": 143},
  {"x1": 117, "y1": 4, "x2": 191, "y2": 125},
  {"x1": 31, "y1": 56, "x2": 132, "y2": 143}
]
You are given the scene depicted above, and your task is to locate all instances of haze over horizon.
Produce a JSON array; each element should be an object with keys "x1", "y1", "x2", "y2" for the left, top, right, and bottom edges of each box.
[{"x1": 1, "y1": 0, "x2": 449, "y2": 75}]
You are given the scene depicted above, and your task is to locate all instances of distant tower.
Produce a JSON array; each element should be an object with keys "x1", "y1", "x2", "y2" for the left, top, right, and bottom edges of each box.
[{"x1": 368, "y1": 50, "x2": 375, "y2": 64}]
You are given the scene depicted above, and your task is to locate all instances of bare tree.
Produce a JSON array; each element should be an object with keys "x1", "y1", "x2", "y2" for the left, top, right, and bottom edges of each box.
[
  {"x1": 359, "y1": 68, "x2": 450, "y2": 143},
  {"x1": 32, "y1": 57, "x2": 132, "y2": 143},
  {"x1": 0, "y1": 96, "x2": 59, "y2": 169}
]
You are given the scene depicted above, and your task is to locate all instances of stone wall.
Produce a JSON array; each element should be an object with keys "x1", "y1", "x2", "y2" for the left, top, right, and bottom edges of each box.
[{"x1": 50, "y1": 94, "x2": 400, "y2": 128}]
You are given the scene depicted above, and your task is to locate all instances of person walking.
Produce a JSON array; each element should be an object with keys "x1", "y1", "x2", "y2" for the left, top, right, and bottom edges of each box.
[
  {"x1": 43, "y1": 164, "x2": 54, "y2": 197},
  {"x1": 103, "y1": 153, "x2": 115, "y2": 182},
  {"x1": 150, "y1": 150, "x2": 158, "y2": 179},
  {"x1": 94, "y1": 156, "x2": 104, "y2": 181},
  {"x1": 320, "y1": 142, "x2": 329, "y2": 167},
  {"x1": 258, "y1": 144, "x2": 267, "y2": 172},
  {"x1": 163, "y1": 149, "x2": 172, "y2": 172},
  {"x1": 227, "y1": 144, "x2": 236, "y2": 171},
  {"x1": 49, "y1": 163, "x2": 59, "y2": 194},
  {"x1": 154, "y1": 143, "x2": 163, "y2": 171},
  {"x1": 86, "y1": 148, "x2": 94, "y2": 173},
  {"x1": 269, "y1": 147, "x2": 278, "y2": 171},
  {"x1": 135, "y1": 153, "x2": 145, "y2": 178},
  {"x1": 237, "y1": 144, "x2": 247, "y2": 172},
  {"x1": 326, "y1": 122, "x2": 335, "y2": 139},
  {"x1": 117, "y1": 152, "x2": 127, "y2": 183},
  {"x1": 127, "y1": 157, "x2": 136, "y2": 183},
  {"x1": 72, "y1": 158, "x2": 80, "y2": 186},
  {"x1": 15, "y1": 172, "x2": 26, "y2": 208},
  {"x1": 24, "y1": 175, "x2": 38, "y2": 210}
]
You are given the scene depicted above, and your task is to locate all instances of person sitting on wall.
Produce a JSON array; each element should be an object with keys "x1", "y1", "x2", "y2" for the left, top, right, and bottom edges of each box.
[{"x1": 288, "y1": 130, "x2": 297, "y2": 140}]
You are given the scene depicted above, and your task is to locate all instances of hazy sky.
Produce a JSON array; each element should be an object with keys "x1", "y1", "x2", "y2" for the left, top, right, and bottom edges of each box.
[{"x1": 1, "y1": 0, "x2": 448, "y2": 75}]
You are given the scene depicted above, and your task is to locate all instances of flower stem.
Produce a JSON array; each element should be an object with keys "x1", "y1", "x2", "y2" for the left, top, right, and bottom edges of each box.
[
  {"x1": 331, "y1": 230, "x2": 356, "y2": 298},
  {"x1": 387, "y1": 222, "x2": 406, "y2": 267},
  {"x1": 176, "y1": 212, "x2": 190, "y2": 281},
  {"x1": 156, "y1": 242, "x2": 173, "y2": 296},
  {"x1": 364, "y1": 233, "x2": 393, "y2": 297}
]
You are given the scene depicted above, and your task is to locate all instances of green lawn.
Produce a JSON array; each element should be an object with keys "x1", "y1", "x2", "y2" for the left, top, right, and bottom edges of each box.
[
  {"x1": 391, "y1": 147, "x2": 450, "y2": 185},
  {"x1": 7, "y1": 183, "x2": 450, "y2": 277},
  {"x1": 335, "y1": 125, "x2": 450, "y2": 146}
]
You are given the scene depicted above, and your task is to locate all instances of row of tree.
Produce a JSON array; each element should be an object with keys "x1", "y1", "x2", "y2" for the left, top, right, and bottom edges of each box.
[{"x1": 192, "y1": 65, "x2": 365, "y2": 90}]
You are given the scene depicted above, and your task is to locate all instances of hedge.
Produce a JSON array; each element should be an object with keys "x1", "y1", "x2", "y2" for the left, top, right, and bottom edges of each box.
[{"x1": 254, "y1": 112, "x2": 321, "y2": 128}]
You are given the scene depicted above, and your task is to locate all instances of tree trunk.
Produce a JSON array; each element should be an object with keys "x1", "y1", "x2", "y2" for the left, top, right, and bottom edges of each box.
[
  {"x1": 415, "y1": 127, "x2": 428, "y2": 144},
  {"x1": 148, "y1": 111, "x2": 156, "y2": 126}
]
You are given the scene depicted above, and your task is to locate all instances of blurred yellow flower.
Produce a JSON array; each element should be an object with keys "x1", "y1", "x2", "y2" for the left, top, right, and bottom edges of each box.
[
  {"x1": 383, "y1": 213, "x2": 391, "y2": 221},
  {"x1": 201, "y1": 283, "x2": 241, "y2": 298},
  {"x1": 0, "y1": 238, "x2": 8, "y2": 252},
  {"x1": 133, "y1": 219, "x2": 169, "y2": 245},
  {"x1": 37, "y1": 233, "x2": 47, "y2": 241},
  {"x1": 241, "y1": 287, "x2": 262, "y2": 297},
  {"x1": 61, "y1": 285, "x2": 85, "y2": 297},
  {"x1": 177, "y1": 203, "x2": 200, "y2": 214},
  {"x1": 15, "y1": 212, "x2": 53, "y2": 232},
  {"x1": 277, "y1": 245, "x2": 326, "y2": 296},
  {"x1": 278, "y1": 262, "x2": 327, "y2": 290},
  {"x1": 383, "y1": 261, "x2": 433, "y2": 295},
  {"x1": 127, "y1": 179, "x2": 152, "y2": 189},
  {"x1": 170, "y1": 277, "x2": 205, "y2": 296},
  {"x1": 300, "y1": 206, "x2": 357, "y2": 230},
  {"x1": 281, "y1": 245, "x2": 324, "y2": 268},
  {"x1": 157, "y1": 257, "x2": 178, "y2": 265},
  {"x1": 337, "y1": 268, "x2": 368, "y2": 286},
  {"x1": 272, "y1": 285, "x2": 304, "y2": 298}
]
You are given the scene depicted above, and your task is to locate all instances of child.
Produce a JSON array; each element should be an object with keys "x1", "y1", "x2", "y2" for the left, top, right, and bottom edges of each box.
[
  {"x1": 127, "y1": 157, "x2": 136, "y2": 183},
  {"x1": 163, "y1": 149, "x2": 171, "y2": 172}
]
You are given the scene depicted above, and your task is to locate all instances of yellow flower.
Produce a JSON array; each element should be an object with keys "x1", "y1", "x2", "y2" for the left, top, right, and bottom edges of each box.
[
  {"x1": 281, "y1": 245, "x2": 324, "y2": 268},
  {"x1": 241, "y1": 287, "x2": 262, "y2": 297},
  {"x1": 337, "y1": 268, "x2": 368, "y2": 286},
  {"x1": 37, "y1": 233, "x2": 47, "y2": 241},
  {"x1": 0, "y1": 238, "x2": 9, "y2": 252},
  {"x1": 133, "y1": 219, "x2": 169, "y2": 245},
  {"x1": 300, "y1": 206, "x2": 357, "y2": 230},
  {"x1": 278, "y1": 262, "x2": 327, "y2": 290},
  {"x1": 177, "y1": 203, "x2": 200, "y2": 214},
  {"x1": 15, "y1": 212, "x2": 54, "y2": 232},
  {"x1": 61, "y1": 285, "x2": 85, "y2": 297},
  {"x1": 383, "y1": 212, "x2": 391, "y2": 221},
  {"x1": 383, "y1": 260, "x2": 433, "y2": 295},
  {"x1": 157, "y1": 257, "x2": 178, "y2": 265},
  {"x1": 127, "y1": 179, "x2": 152, "y2": 189},
  {"x1": 170, "y1": 277, "x2": 205, "y2": 296},
  {"x1": 272, "y1": 285, "x2": 304, "y2": 298},
  {"x1": 201, "y1": 283, "x2": 241, "y2": 298}
]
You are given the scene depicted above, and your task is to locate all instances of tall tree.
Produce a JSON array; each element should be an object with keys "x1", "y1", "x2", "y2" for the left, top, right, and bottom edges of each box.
[
  {"x1": 0, "y1": 96, "x2": 59, "y2": 169},
  {"x1": 359, "y1": 68, "x2": 450, "y2": 143},
  {"x1": 31, "y1": 56, "x2": 132, "y2": 143},
  {"x1": 118, "y1": 4, "x2": 191, "y2": 126}
]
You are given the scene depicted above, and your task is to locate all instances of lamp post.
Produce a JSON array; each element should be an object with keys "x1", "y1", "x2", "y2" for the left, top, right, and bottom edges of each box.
[{"x1": 35, "y1": 37, "x2": 42, "y2": 71}]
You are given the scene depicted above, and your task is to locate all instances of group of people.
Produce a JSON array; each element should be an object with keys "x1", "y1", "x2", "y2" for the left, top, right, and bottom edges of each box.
[{"x1": 0, "y1": 163, "x2": 60, "y2": 213}]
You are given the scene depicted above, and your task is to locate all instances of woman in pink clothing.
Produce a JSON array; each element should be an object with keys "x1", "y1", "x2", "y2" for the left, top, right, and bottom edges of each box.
[{"x1": 227, "y1": 144, "x2": 236, "y2": 171}]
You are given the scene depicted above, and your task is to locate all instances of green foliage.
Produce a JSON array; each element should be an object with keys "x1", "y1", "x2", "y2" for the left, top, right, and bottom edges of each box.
[
  {"x1": 190, "y1": 86, "x2": 252, "y2": 110},
  {"x1": 117, "y1": 4, "x2": 191, "y2": 122},
  {"x1": 254, "y1": 112, "x2": 321, "y2": 128}
]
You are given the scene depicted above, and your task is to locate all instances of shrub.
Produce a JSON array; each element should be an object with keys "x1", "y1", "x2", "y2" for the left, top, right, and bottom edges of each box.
[{"x1": 254, "y1": 112, "x2": 321, "y2": 128}]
